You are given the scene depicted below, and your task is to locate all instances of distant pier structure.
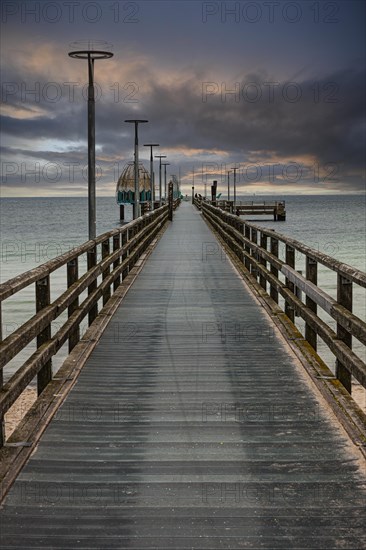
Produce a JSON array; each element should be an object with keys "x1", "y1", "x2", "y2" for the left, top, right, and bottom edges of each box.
[
  {"x1": 207, "y1": 180, "x2": 286, "y2": 220},
  {"x1": 221, "y1": 199, "x2": 286, "y2": 221}
]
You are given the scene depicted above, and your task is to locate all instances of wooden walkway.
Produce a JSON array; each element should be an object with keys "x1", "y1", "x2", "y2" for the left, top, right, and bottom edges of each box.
[{"x1": 1, "y1": 202, "x2": 365, "y2": 549}]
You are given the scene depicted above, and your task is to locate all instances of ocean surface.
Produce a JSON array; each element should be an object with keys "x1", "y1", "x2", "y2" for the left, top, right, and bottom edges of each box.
[{"x1": 1, "y1": 195, "x2": 365, "y2": 398}]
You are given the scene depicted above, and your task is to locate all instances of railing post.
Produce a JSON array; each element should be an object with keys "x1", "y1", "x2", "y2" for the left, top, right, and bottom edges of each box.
[
  {"x1": 36, "y1": 276, "x2": 52, "y2": 395},
  {"x1": 336, "y1": 275, "x2": 352, "y2": 393},
  {"x1": 251, "y1": 228, "x2": 258, "y2": 280},
  {"x1": 168, "y1": 181, "x2": 174, "y2": 221},
  {"x1": 67, "y1": 259, "x2": 80, "y2": 352},
  {"x1": 87, "y1": 246, "x2": 98, "y2": 325},
  {"x1": 113, "y1": 234, "x2": 121, "y2": 291},
  {"x1": 270, "y1": 236, "x2": 279, "y2": 303},
  {"x1": 244, "y1": 225, "x2": 251, "y2": 271},
  {"x1": 102, "y1": 238, "x2": 111, "y2": 306},
  {"x1": 122, "y1": 229, "x2": 128, "y2": 279},
  {"x1": 305, "y1": 256, "x2": 317, "y2": 351},
  {"x1": 285, "y1": 245, "x2": 295, "y2": 323},
  {"x1": 259, "y1": 232, "x2": 267, "y2": 290},
  {"x1": 0, "y1": 304, "x2": 4, "y2": 446},
  {"x1": 129, "y1": 225, "x2": 136, "y2": 270}
]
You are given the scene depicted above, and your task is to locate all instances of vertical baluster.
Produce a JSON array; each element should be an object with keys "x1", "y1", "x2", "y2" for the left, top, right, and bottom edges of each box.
[
  {"x1": 102, "y1": 238, "x2": 111, "y2": 306},
  {"x1": 270, "y1": 236, "x2": 279, "y2": 303},
  {"x1": 36, "y1": 276, "x2": 52, "y2": 395},
  {"x1": 336, "y1": 275, "x2": 352, "y2": 393},
  {"x1": 122, "y1": 228, "x2": 128, "y2": 280},
  {"x1": 259, "y1": 232, "x2": 267, "y2": 291},
  {"x1": 113, "y1": 234, "x2": 121, "y2": 291},
  {"x1": 244, "y1": 225, "x2": 251, "y2": 270},
  {"x1": 305, "y1": 256, "x2": 317, "y2": 351},
  {"x1": 67, "y1": 258, "x2": 80, "y2": 352},
  {"x1": 129, "y1": 224, "x2": 135, "y2": 270},
  {"x1": 285, "y1": 245, "x2": 295, "y2": 323},
  {"x1": 87, "y1": 245, "x2": 98, "y2": 325},
  {"x1": 239, "y1": 219, "x2": 245, "y2": 264},
  {"x1": 251, "y1": 228, "x2": 258, "y2": 280}
]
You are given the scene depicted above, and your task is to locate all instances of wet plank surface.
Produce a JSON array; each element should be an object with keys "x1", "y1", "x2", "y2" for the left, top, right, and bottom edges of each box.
[{"x1": 1, "y1": 202, "x2": 365, "y2": 549}]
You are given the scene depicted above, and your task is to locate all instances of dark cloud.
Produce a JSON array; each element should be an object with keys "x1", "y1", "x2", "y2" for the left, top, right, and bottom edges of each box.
[{"x1": 1, "y1": 0, "x2": 365, "y2": 197}]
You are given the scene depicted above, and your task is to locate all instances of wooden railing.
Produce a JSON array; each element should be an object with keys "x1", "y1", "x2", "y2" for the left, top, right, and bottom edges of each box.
[
  {"x1": 0, "y1": 205, "x2": 169, "y2": 446},
  {"x1": 196, "y1": 200, "x2": 366, "y2": 396}
]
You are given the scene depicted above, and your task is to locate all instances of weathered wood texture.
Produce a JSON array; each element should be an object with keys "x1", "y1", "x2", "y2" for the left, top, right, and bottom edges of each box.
[
  {"x1": 0, "y1": 206, "x2": 169, "y2": 445},
  {"x1": 198, "y1": 201, "x2": 366, "y2": 395},
  {"x1": 0, "y1": 202, "x2": 365, "y2": 548}
]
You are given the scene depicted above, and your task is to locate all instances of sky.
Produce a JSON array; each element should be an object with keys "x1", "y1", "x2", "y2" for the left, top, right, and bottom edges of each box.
[{"x1": 1, "y1": 0, "x2": 365, "y2": 197}]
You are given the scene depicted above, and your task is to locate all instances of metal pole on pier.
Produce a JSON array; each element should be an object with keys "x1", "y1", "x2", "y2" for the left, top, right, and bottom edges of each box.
[
  {"x1": 125, "y1": 120, "x2": 148, "y2": 219},
  {"x1": 144, "y1": 143, "x2": 159, "y2": 210},
  {"x1": 155, "y1": 155, "x2": 167, "y2": 206},
  {"x1": 68, "y1": 49, "x2": 113, "y2": 239},
  {"x1": 162, "y1": 163, "x2": 170, "y2": 201},
  {"x1": 231, "y1": 166, "x2": 238, "y2": 208}
]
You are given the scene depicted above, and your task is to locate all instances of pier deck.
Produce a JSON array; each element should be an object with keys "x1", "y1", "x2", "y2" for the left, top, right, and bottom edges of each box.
[{"x1": 0, "y1": 203, "x2": 365, "y2": 548}]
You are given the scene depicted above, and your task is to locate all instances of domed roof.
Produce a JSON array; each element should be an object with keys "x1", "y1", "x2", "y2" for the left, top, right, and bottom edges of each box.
[{"x1": 116, "y1": 162, "x2": 151, "y2": 204}]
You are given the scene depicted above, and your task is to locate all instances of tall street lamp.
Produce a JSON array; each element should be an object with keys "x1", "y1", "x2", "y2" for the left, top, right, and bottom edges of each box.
[
  {"x1": 144, "y1": 143, "x2": 159, "y2": 210},
  {"x1": 125, "y1": 119, "x2": 148, "y2": 219},
  {"x1": 161, "y1": 162, "x2": 170, "y2": 201},
  {"x1": 155, "y1": 155, "x2": 167, "y2": 206},
  {"x1": 68, "y1": 49, "x2": 113, "y2": 239},
  {"x1": 231, "y1": 166, "x2": 238, "y2": 205},
  {"x1": 227, "y1": 170, "x2": 231, "y2": 202}
]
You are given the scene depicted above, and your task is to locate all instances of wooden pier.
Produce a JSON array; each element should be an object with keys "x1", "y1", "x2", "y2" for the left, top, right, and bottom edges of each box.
[
  {"x1": 0, "y1": 201, "x2": 365, "y2": 548},
  {"x1": 216, "y1": 200, "x2": 286, "y2": 220}
]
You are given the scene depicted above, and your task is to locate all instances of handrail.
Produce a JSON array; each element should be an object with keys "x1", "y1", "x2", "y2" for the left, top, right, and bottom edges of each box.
[
  {"x1": 198, "y1": 200, "x2": 366, "y2": 395},
  {"x1": 0, "y1": 205, "x2": 170, "y2": 446}
]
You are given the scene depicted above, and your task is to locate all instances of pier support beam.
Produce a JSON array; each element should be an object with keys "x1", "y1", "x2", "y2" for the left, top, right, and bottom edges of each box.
[
  {"x1": 269, "y1": 237, "x2": 279, "y2": 303},
  {"x1": 168, "y1": 181, "x2": 174, "y2": 221},
  {"x1": 67, "y1": 259, "x2": 80, "y2": 352},
  {"x1": 336, "y1": 275, "x2": 352, "y2": 393},
  {"x1": 285, "y1": 245, "x2": 295, "y2": 323},
  {"x1": 36, "y1": 276, "x2": 52, "y2": 395},
  {"x1": 305, "y1": 257, "x2": 317, "y2": 351}
]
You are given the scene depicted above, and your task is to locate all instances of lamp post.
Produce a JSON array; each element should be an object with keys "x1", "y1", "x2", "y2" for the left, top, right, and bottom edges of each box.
[
  {"x1": 161, "y1": 163, "x2": 170, "y2": 201},
  {"x1": 68, "y1": 49, "x2": 113, "y2": 239},
  {"x1": 231, "y1": 166, "x2": 238, "y2": 206},
  {"x1": 155, "y1": 155, "x2": 167, "y2": 206},
  {"x1": 144, "y1": 143, "x2": 159, "y2": 210},
  {"x1": 125, "y1": 119, "x2": 148, "y2": 219},
  {"x1": 227, "y1": 170, "x2": 231, "y2": 202}
]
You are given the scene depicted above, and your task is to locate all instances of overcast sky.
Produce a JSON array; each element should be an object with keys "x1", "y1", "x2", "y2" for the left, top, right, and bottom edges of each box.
[{"x1": 1, "y1": 0, "x2": 365, "y2": 196}]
